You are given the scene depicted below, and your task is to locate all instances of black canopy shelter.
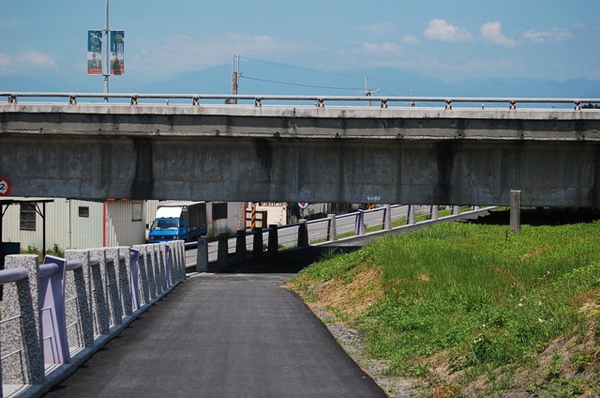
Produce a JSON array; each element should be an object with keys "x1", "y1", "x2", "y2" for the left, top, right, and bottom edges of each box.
[{"x1": 0, "y1": 198, "x2": 54, "y2": 270}]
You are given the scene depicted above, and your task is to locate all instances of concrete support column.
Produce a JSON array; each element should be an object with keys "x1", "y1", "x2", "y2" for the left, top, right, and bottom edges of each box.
[
  {"x1": 196, "y1": 237, "x2": 209, "y2": 272},
  {"x1": 327, "y1": 214, "x2": 337, "y2": 241},
  {"x1": 510, "y1": 190, "x2": 522, "y2": 233},
  {"x1": 268, "y1": 225, "x2": 279, "y2": 254},
  {"x1": 297, "y1": 220, "x2": 309, "y2": 247}
]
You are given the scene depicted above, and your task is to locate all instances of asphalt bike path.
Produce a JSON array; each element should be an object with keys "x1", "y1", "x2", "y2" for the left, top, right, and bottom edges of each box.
[{"x1": 43, "y1": 271, "x2": 386, "y2": 398}]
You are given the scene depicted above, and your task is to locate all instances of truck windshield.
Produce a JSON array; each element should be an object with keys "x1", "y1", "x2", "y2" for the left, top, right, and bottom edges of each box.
[{"x1": 151, "y1": 219, "x2": 179, "y2": 229}]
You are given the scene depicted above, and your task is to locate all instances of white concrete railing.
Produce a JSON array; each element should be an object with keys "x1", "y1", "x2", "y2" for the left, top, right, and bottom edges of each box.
[
  {"x1": 196, "y1": 204, "x2": 496, "y2": 271},
  {"x1": 0, "y1": 241, "x2": 186, "y2": 398}
]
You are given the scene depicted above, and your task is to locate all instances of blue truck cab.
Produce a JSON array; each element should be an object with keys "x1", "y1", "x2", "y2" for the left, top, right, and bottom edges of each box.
[{"x1": 147, "y1": 201, "x2": 207, "y2": 243}]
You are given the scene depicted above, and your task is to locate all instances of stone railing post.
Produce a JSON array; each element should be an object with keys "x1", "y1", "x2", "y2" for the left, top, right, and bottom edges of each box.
[
  {"x1": 268, "y1": 225, "x2": 279, "y2": 254},
  {"x1": 217, "y1": 233, "x2": 229, "y2": 268},
  {"x1": 408, "y1": 205, "x2": 416, "y2": 225},
  {"x1": 430, "y1": 205, "x2": 439, "y2": 220},
  {"x1": 196, "y1": 237, "x2": 209, "y2": 272},
  {"x1": 2, "y1": 255, "x2": 44, "y2": 385},
  {"x1": 252, "y1": 227, "x2": 264, "y2": 259},
  {"x1": 383, "y1": 205, "x2": 392, "y2": 230},
  {"x1": 327, "y1": 214, "x2": 337, "y2": 241},
  {"x1": 65, "y1": 249, "x2": 94, "y2": 349},
  {"x1": 234, "y1": 230, "x2": 247, "y2": 264},
  {"x1": 297, "y1": 220, "x2": 309, "y2": 247}
]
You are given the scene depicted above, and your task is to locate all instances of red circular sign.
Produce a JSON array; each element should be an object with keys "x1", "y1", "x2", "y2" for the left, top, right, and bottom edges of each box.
[{"x1": 0, "y1": 177, "x2": 11, "y2": 196}]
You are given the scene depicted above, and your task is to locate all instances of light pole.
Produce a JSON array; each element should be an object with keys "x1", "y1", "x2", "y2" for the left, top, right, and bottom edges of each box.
[{"x1": 103, "y1": 0, "x2": 110, "y2": 100}]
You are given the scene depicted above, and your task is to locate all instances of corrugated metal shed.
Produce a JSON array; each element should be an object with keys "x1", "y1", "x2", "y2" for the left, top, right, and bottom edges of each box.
[{"x1": 1, "y1": 197, "x2": 161, "y2": 251}]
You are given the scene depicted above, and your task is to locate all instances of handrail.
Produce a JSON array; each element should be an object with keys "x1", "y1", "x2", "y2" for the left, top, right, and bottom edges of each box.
[{"x1": 0, "y1": 267, "x2": 29, "y2": 284}]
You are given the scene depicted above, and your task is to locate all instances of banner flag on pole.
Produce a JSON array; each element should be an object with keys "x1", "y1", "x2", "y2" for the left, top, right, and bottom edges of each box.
[
  {"x1": 110, "y1": 31, "x2": 125, "y2": 75},
  {"x1": 87, "y1": 30, "x2": 103, "y2": 75}
]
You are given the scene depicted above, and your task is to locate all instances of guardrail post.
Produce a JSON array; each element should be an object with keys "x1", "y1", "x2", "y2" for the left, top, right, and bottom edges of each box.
[
  {"x1": 252, "y1": 228, "x2": 264, "y2": 259},
  {"x1": 327, "y1": 214, "x2": 337, "y2": 241},
  {"x1": 129, "y1": 248, "x2": 141, "y2": 312},
  {"x1": 510, "y1": 190, "x2": 522, "y2": 233},
  {"x1": 146, "y1": 245, "x2": 158, "y2": 301},
  {"x1": 115, "y1": 247, "x2": 133, "y2": 316},
  {"x1": 408, "y1": 205, "x2": 416, "y2": 225},
  {"x1": 234, "y1": 230, "x2": 247, "y2": 264},
  {"x1": 88, "y1": 253, "x2": 109, "y2": 336},
  {"x1": 268, "y1": 225, "x2": 279, "y2": 254},
  {"x1": 354, "y1": 210, "x2": 365, "y2": 236},
  {"x1": 131, "y1": 245, "x2": 150, "y2": 306},
  {"x1": 297, "y1": 220, "x2": 309, "y2": 247},
  {"x1": 65, "y1": 249, "x2": 94, "y2": 349},
  {"x1": 430, "y1": 205, "x2": 439, "y2": 220},
  {"x1": 196, "y1": 237, "x2": 209, "y2": 273},
  {"x1": 2, "y1": 255, "x2": 44, "y2": 385},
  {"x1": 383, "y1": 205, "x2": 392, "y2": 230},
  {"x1": 104, "y1": 248, "x2": 123, "y2": 327},
  {"x1": 452, "y1": 205, "x2": 461, "y2": 215},
  {"x1": 217, "y1": 233, "x2": 229, "y2": 268},
  {"x1": 164, "y1": 244, "x2": 172, "y2": 288}
]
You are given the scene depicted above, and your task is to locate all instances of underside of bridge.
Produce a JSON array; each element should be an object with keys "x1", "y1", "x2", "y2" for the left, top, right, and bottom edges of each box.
[
  {"x1": 1, "y1": 103, "x2": 599, "y2": 207},
  {"x1": 2, "y1": 132, "x2": 599, "y2": 207}
]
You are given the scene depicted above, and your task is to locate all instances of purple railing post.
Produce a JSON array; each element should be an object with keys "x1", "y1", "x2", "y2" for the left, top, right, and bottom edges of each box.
[{"x1": 41, "y1": 255, "x2": 70, "y2": 364}]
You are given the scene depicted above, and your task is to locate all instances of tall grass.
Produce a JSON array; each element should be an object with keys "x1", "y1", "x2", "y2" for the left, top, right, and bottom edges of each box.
[{"x1": 291, "y1": 218, "x2": 600, "y2": 390}]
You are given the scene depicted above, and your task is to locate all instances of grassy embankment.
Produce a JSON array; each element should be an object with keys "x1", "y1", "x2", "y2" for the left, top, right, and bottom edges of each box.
[{"x1": 288, "y1": 210, "x2": 600, "y2": 397}]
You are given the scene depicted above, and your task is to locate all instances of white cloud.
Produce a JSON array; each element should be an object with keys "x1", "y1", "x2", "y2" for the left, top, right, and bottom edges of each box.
[
  {"x1": 480, "y1": 22, "x2": 517, "y2": 47},
  {"x1": 401, "y1": 35, "x2": 420, "y2": 45},
  {"x1": 0, "y1": 50, "x2": 57, "y2": 76},
  {"x1": 424, "y1": 18, "x2": 473, "y2": 43},
  {"x1": 523, "y1": 28, "x2": 574, "y2": 43}
]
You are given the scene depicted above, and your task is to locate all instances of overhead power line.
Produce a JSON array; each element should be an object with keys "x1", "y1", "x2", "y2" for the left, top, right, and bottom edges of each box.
[{"x1": 239, "y1": 75, "x2": 363, "y2": 92}]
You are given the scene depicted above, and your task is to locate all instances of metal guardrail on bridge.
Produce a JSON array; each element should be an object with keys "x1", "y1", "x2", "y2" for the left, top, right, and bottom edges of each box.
[{"x1": 3, "y1": 92, "x2": 599, "y2": 110}]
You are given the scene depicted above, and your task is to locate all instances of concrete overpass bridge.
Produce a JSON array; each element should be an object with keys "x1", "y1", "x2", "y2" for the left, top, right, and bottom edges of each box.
[{"x1": 1, "y1": 92, "x2": 599, "y2": 207}]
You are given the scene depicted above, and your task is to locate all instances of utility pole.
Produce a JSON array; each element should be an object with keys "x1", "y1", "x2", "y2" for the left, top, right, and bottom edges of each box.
[{"x1": 231, "y1": 55, "x2": 239, "y2": 104}]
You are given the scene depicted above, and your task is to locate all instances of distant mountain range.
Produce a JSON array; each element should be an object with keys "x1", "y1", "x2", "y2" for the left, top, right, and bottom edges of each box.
[{"x1": 2, "y1": 63, "x2": 599, "y2": 100}]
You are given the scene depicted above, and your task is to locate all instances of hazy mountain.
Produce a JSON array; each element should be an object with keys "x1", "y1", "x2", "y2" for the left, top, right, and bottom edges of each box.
[{"x1": 2, "y1": 64, "x2": 599, "y2": 101}]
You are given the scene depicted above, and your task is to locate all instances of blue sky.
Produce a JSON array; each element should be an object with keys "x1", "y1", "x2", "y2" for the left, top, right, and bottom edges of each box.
[{"x1": 1, "y1": 0, "x2": 599, "y2": 93}]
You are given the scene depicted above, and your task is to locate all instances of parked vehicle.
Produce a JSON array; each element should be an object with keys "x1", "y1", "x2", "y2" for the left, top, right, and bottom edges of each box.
[{"x1": 147, "y1": 201, "x2": 207, "y2": 243}]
